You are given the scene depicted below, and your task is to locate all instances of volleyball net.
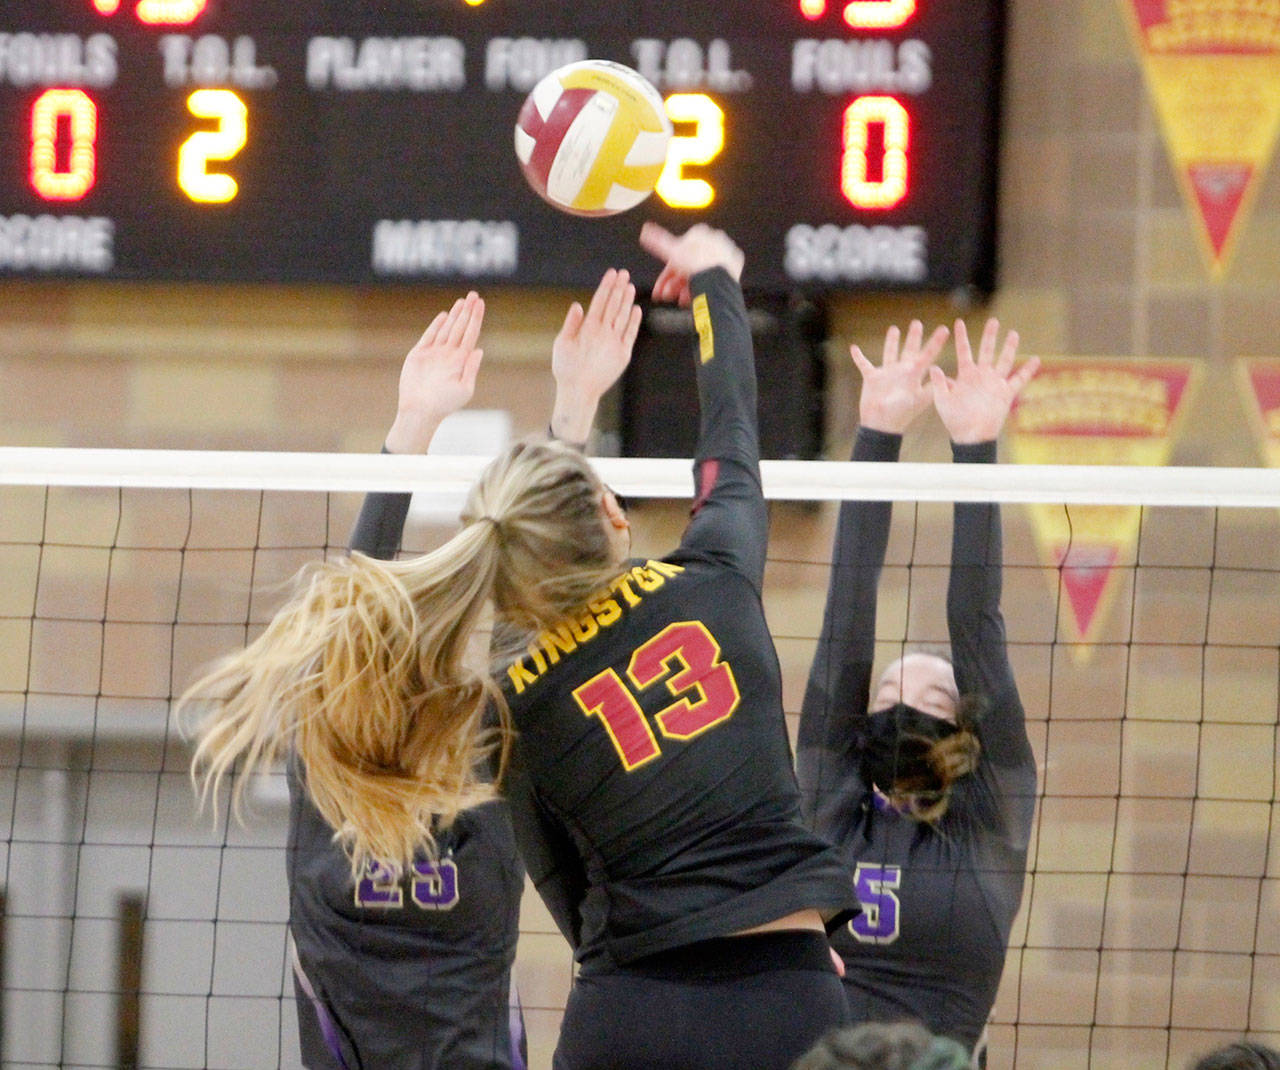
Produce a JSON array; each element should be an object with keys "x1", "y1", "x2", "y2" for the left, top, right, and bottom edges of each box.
[{"x1": 1, "y1": 447, "x2": 1278, "y2": 1070}]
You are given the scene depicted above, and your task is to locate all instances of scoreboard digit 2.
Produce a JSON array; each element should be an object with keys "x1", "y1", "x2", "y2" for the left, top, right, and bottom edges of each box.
[{"x1": 0, "y1": 0, "x2": 1005, "y2": 291}]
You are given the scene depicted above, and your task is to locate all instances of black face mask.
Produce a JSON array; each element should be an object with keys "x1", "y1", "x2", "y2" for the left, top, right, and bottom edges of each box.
[{"x1": 858, "y1": 702, "x2": 961, "y2": 795}]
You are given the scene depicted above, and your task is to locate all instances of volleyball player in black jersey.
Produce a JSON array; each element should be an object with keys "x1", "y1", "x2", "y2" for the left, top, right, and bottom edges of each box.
[
  {"x1": 797, "y1": 319, "x2": 1040, "y2": 1063},
  {"x1": 184, "y1": 225, "x2": 855, "y2": 1070},
  {"x1": 501, "y1": 224, "x2": 857, "y2": 1070},
  {"x1": 285, "y1": 272, "x2": 642, "y2": 1068}
]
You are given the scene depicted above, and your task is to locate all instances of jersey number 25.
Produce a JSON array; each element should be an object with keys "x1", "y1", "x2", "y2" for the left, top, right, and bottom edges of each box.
[{"x1": 573, "y1": 621, "x2": 741, "y2": 772}]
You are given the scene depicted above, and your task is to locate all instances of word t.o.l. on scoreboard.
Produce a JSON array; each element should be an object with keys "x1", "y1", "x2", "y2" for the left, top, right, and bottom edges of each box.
[{"x1": 0, "y1": 0, "x2": 1004, "y2": 292}]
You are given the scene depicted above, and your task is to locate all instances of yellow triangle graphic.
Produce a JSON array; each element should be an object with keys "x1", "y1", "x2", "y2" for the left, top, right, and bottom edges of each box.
[
  {"x1": 1236, "y1": 358, "x2": 1280, "y2": 468},
  {"x1": 1122, "y1": 2, "x2": 1280, "y2": 276},
  {"x1": 1008, "y1": 358, "x2": 1203, "y2": 662}
]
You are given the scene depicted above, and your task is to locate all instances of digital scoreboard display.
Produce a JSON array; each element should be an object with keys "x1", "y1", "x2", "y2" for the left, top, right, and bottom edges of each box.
[{"x1": 0, "y1": 1, "x2": 1005, "y2": 290}]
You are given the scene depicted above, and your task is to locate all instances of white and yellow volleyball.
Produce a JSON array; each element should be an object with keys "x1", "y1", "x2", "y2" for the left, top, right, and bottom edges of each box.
[{"x1": 514, "y1": 60, "x2": 672, "y2": 217}]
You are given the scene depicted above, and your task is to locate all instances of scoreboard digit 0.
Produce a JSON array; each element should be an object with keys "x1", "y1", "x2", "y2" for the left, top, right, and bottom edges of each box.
[{"x1": 0, "y1": 0, "x2": 1005, "y2": 291}]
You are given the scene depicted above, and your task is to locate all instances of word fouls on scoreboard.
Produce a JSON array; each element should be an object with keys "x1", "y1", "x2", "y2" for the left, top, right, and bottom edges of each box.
[{"x1": 23, "y1": 0, "x2": 925, "y2": 215}]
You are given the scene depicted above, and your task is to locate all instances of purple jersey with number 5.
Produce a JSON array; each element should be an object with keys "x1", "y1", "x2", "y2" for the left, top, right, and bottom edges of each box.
[{"x1": 797, "y1": 428, "x2": 1038, "y2": 1053}]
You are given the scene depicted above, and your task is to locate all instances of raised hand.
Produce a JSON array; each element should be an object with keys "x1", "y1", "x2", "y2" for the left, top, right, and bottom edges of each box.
[
  {"x1": 930, "y1": 318, "x2": 1040, "y2": 445},
  {"x1": 639, "y1": 222, "x2": 744, "y2": 307},
  {"x1": 550, "y1": 268, "x2": 642, "y2": 446},
  {"x1": 852, "y1": 320, "x2": 950, "y2": 436},
  {"x1": 384, "y1": 291, "x2": 485, "y2": 454}
]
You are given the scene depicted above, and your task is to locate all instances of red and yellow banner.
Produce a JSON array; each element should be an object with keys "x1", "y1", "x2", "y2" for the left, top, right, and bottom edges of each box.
[
  {"x1": 1122, "y1": 1, "x2": 1280, "y2": 275},
  {"x1": 1009, "y1": 358, "x2": 1202, "y2": 659},
  {"x1": 1237, "y1": 358, "x2": 1280, "y2": 466}
]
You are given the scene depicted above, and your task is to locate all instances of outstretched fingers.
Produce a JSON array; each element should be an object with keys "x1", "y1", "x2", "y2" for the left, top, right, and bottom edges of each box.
[
  {"x1": 914, "y1": 323, "x2": 951, "y2": 370},
  {"x1": 454, "y1": 293, "x2": 484, "y2": 356},
  {"x1": 560, "y1": 300, "x2": 585, "y2": 341},
  {"x1": 441, "y1": 292, "x2": 478, "y2": 348},
  {"x1": 1008, "y1": 355, "x2": 1041, "y2": 395},
  {"x1": 586, "y1": 268, "x2": 619, "y2": 325},
  {"x1": 953, "y1": 318, "x2": 975, "y2": 371},
  {"x1": 603, "y1": 269, "x2": 635, "y2": 331},
  {"x1": 416, "y1": 310, "x2": 449, "y2": 350},
  {"x1": 849, "y1": 344, "x2": 876, "y2": 379},
  {"x1": 976, "y1": 317, "x2": 1000, "y2": 367},
  {"x1": 901, "y1": 320, "x2": 924, "y2": 363},
  {"x1": 638, "y1": 221, "x2": 677, "y2": 262},
  {"x1": 622, "y1": 303, "x2": 643, "y2": 350},
  {"x1": 882, "y1": 325, "x2": 902, "y2": 366},
  {"x1": 995, "y1": 328, "x2": 1020, "y2": 378}
]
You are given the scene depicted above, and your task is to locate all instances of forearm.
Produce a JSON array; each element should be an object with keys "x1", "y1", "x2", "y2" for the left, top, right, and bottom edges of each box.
[
  {"x1": 947, "y1": 439, "x2": 1005, "y2": 692},
  {"x1": 796, "y1": 427, "x2": 900, "y2": 817},
  {"x1": 383, "y1": 411, "x2": 443, "y2": 456},
  {"x1": 676, "y1": 267, "x2": 769, "y2": 586},
  {"x1": 691, "y1": 267, "x2": 757, "y2": 469},
  {"x1": 822, "y1": 427, "x2": 900, "y2": 661},
  {"x1": 947, "y1": 439, "x2": 1029, "y2": 765},
  {"x1": 349, "y1": 448, "x2": 413, "y2": 559},
  {"x1": 549, "y1": 389, "x2": 597, "y2": 450}
]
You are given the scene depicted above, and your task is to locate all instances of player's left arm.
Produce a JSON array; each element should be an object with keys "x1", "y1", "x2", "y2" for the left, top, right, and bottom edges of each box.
[
  {"x1": 548, "y1": 268, "x2": 642, "y2": 448},
  {"x1": 348, "y1": 293, "x2": 485, "y2": 557},
  {"x1": 934, "y1": 319, "x2": 1039, "y2": 773}
]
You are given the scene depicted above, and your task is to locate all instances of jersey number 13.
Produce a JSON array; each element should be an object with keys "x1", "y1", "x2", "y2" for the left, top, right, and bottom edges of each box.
[{"x1": 572, "y1": 620, "x2": 741, "y2": 772}]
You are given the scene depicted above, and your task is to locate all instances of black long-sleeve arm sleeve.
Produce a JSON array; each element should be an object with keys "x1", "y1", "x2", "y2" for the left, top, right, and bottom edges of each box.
[
  {"x1": 348, "y1": 490, "x2": 411, "y2": 559},
  {"x1": 796, "y1": 427, "x2": 901, "y2": 837},
  {"x1": 673, "y1": 267, "x2": 769, "y2": 593},
  {"x1": 947, "y1": 440, "x2": 1036, "y2": 840}
]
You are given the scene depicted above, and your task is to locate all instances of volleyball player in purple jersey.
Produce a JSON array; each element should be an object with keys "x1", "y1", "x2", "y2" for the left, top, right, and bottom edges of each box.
[
  {"x1": 184, "y1": 225, "x2": 856, "y2": 1070},
  {"x1": 283, "y1": 292, "x2": 525, "y2": 1070},
  {"x1": 205, "y1": 272, "x2": 640, "y2": 1070},
  {"x1": 797, "y1": 319, "x2": 1040, "y2": 1064}
]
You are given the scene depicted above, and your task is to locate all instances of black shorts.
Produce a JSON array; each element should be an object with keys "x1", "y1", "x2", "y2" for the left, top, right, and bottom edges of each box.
[{"x1": 554, "y1": 930, "x2": 850, "y2": 1070}]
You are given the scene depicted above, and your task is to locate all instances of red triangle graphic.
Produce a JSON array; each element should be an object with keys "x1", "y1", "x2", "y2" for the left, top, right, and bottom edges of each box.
[
  {"x1": 1187, "y1": 163, "x2": 1253, "y2": 260},
  {"x1": 1055, "y1": 543, "x2": 1121, "y2": 641}
]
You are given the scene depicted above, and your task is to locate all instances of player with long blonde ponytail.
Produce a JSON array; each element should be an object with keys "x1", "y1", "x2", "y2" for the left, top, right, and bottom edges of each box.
[{"x1": 179, "y1": 271, "x2": 643, "y2": 1070}]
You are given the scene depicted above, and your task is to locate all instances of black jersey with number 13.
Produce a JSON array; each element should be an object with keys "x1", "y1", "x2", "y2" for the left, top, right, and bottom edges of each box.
[{"x1": 502, "y1": 268, "x2": 857, "y2": 969}]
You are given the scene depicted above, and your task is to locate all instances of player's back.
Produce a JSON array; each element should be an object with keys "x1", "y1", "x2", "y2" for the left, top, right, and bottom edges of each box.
[
  {"x1": 287, "y1": 762, "x2": 524, "y2": 1068},
  {"x1": 505, "y1": 547, "x2": 851, "y2": 967}
]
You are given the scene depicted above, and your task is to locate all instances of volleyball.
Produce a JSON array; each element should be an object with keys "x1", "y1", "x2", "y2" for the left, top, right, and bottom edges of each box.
[{"x1": 514, "y1": 59, "x2": 672, "y2": 217}]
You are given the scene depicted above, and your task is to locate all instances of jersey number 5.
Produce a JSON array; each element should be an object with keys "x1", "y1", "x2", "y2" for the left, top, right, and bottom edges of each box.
[
  {"x1": 849, "y1": 862, "x2": 902, "y2": 945},
  {"x1": 573, "y1": 620, "x2": 741, "y2": 771}
]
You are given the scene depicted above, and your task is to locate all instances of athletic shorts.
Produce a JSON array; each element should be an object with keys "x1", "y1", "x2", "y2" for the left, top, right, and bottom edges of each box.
[{"x1": 553, "y1": 930, "x2": 850, "y2": 1070}]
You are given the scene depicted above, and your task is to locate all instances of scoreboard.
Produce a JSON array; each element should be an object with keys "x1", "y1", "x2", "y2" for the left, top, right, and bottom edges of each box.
[{"x1": 0, "y1": 1, "x2": 1005, "y2": 291}]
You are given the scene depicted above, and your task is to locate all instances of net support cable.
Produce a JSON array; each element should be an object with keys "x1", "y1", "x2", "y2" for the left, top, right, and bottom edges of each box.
[{"x1": 3, "y1": 447, "x2": 1279, "y2": 507}]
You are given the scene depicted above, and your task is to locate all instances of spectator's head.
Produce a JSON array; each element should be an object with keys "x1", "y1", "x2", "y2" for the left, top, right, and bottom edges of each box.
[
  {"x1": 790, "y1": 1022, "x2": 971, "y2": 1070},
  {"x1": 1192, "y1": 1042, "x2": 1280, "y2": 1070}
]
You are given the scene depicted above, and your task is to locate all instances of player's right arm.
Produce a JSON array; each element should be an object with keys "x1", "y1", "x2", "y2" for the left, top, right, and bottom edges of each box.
[
  {"x1": 638, "y1": 223, "x2": 768, "y2": 589},
  {"x1": 797, "y1": 322, "x2": 947, "y2": 834},
  {"x1": 348, "y1": 293, "x2": 485, "y2": 558}
]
